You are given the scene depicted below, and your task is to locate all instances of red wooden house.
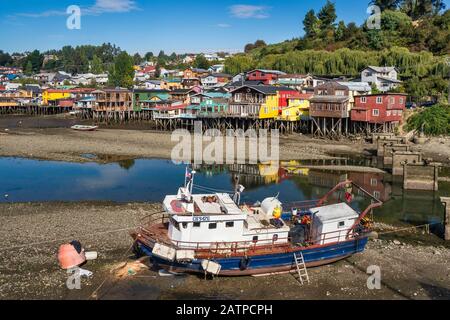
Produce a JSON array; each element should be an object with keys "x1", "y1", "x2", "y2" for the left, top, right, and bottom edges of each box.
[
  {"x1": 351, "y1": 93, "x2": 407, "y2": 124},
  {"x1": 246, "y1": 69, "x2": 286, "y2": 85}
]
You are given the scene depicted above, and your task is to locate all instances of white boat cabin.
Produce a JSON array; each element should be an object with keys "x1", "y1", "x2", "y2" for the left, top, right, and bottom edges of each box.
[
  {"x1": 310, "y1": 202, "x2": 359, "y2": 245},
  {"x1": 163, "y1": 186, "x2": 290, "y2": 248}
]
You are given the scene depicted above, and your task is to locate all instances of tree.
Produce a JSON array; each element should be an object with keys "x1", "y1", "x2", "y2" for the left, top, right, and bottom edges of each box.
[
  {"x1": 23, "y1": 50, "x2": 44, "y2": 74},
  {"x1": 193, "y1": 55, "x2": 210, "y2": 69},
  {"x1": 254, "y1": 40, "x2": 267, "y2": 48},
  {"x1": 401, "y1": 0, "x2": 445, "y2": 19},
  {"x1": 317, "y1": 0, "x2": 337, "y2": 31},
  {"x1": 108, "y1": 52, "x2": 135, "y2": 88},
  {"x1": 91, "y1": 54, "x2": 103, "y2": 74},
  {"x1": 335, "y1": 21, "x2": 347, "y2": 41},
  {"x1": 303, "y1": 10, "x2": 320, "y2": 38},
  {"x1": 0, "y1": 50, "x2": 12, "y2": 66},
  {"x1": 170, "y1": 52, "x2": 178, "y2": 61},
  {"x1": 144, "y1": 52, "x2": 154, "y2": 61},
  {"x1": 133, "y1": 53, "x2": 143, "y2": 65},
  {"x1": 244, "y1": 40, "x2": 267, "y2": 53},
  {"x1": 25, "y1": 61, "x2": 33, "y2": 75},
  {"x1": 370, "y1": 0, "x2": 401, "y2": 11},
  {"x1": 244, "y1": 43, "x2": 255, "y2": 53},
  {"x1": 155, "y1": 64, "x2": 161, "y2": 78}
]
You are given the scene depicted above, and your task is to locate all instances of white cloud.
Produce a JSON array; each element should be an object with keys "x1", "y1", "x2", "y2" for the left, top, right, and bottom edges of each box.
[
  {"x1": 85, "y1": 0, "x2": 139, "y2": 15},
  {"x1": 15, "y1": 0, "x2": 139, "y2": 18},
  {"x1": 229, "y1": 5, "x2": 270, "y2": 19},
  {"x1": 217, "y1": 23, "x2": 231, "y2": 28}
]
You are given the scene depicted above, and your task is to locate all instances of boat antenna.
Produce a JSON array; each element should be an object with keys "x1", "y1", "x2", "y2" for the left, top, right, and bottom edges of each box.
[{"x1": 189, "y1": 170, "x2": 196, "y2": 196}]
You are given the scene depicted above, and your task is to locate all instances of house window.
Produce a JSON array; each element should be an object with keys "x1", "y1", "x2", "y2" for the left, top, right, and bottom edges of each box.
[
  {"x1": 390, "y1": 97, "x2": 395, "y2": 104},
  {"x1": 399, "y1": 98, "x2": 404, "y2": 104},
  {"x1": 370, "y1": 178, "x2": 378, "y2": 186},
  {"x1": 193, "y1": 222, "x2": 201, "y2": 228},
  {"x1": 209, "y1": 223, "x2": 217, "y2": 230},
  {"x1": 182, "y1": 223, "x2": 188, "y2": 229},
  {"x1": 360, "y1": 97, "x2": 367, "y2": 104},
  {"x1": 376, "y1": 97, "x2": 383, "y2": 104},
  {"x1": 374, "y1": 191, "x2": 381, "y2": 200},
  {"x1": 226, "y1": 222, "x2": 234, "y2": 228},
  {"x1": 387, "y1": 111, "x2": 392, "y2": 116},
  {"x1": 336, "y1": 90, "x2": 345, "y2": 96},
  {"x1": 373, "y1": 109, "x2": 380, "y2": 117}
]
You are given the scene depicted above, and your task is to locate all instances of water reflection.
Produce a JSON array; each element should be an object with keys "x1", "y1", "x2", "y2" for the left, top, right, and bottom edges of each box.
[{"x1": 0, "y1": 157, "x2": 447, "y2": 229}]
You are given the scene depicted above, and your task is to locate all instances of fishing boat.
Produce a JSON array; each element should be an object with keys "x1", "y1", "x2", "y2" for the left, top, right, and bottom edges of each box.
[
  {"x1": 70, "y1": 125, "x2": 98, "y2": 132},
  {"x1": 131, "y1": 169, "x2": 382, "y2": 277}
]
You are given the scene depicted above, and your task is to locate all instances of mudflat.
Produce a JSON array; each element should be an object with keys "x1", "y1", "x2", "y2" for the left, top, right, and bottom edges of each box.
[{"x1": 0, "y1": 127, "x2": 367, "y2": 163}]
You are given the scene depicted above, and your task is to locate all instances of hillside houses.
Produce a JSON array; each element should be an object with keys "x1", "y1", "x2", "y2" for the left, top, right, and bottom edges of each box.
[
  {"x1": 0, "y1": 62, "x2": 409, "y2": 136},
  {"x1": 361, "y1": 66, "x2": 402, "y2": 92}
]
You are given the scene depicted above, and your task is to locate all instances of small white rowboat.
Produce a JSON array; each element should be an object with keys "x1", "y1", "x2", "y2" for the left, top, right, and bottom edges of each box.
[{"x1": 71, "y1": 125, "x2": 99, "y2": 132}]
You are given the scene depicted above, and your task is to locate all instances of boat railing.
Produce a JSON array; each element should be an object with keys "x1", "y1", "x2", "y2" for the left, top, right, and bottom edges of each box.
[{"x1": 136, "y1": 221, "x2": 371, "y2": 257}]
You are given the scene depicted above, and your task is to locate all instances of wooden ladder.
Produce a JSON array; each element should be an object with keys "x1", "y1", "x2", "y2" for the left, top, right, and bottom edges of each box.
[{"x1": 294, "y1": 252, "x2": 310, "y2": 285}]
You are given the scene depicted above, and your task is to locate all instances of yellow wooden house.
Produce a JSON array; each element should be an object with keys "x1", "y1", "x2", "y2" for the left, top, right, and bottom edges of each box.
[
  {"x1": 42, "y1": 89, "x2": 71, "y2": 105},
  {"x1": 279, "y1": 93, "x2": 313, "y2": 121},
  {"x1": 259, "y1": 94, "x2": 279, "y2": 119}
]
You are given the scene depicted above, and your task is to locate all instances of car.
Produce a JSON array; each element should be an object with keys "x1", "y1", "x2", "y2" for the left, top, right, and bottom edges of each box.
[
  {"x1": 419, "y1": 101, "x2": 437, "y2": 108},
  {"x1": 405, "y1": 102, "x2": 417, "y2": 109}
]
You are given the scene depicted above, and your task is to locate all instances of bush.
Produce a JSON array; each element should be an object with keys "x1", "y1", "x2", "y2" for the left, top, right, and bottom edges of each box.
[{"x1": 406, "y1": 104, "x2": 450, "y2": 136}]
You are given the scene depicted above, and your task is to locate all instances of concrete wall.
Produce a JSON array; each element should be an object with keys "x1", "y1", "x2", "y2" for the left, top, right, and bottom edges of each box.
[
  {"x1": 403, "y1": 163, "x2": 440, "y2": 191},
  {"x1": 377, "y1": 137, "x2": 405, "y2": 156},
  {"x1": 383, "y1": 144, "x2": 410, "y2": 166},
  {"x1": 392, "y1": 152, "x2": 422, "y2": 176},
  {"x1": 441, "y1": 197, "x2": 450, "y2": 241},
  {"x1": 372, "y1": 133, "x2": 394, "y2": 143}
]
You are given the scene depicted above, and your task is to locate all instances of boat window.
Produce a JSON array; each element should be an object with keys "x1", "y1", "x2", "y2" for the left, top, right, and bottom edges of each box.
[
  {"x1": 226, "y1": 222, "x2": 234, "y2": 228},
  {"x1": 193, "y1": 222, "x2": 201, "y2": 228},
  {"x1": 209, "y1": 223, "x2": 217, "y2": 230},
  {"x1": 252, "y1": 236, "x2": 259, "y2": 243},
  {"x1": 182, "y1": 223, "x2": 188, "y2": 229},
  {"x1": 338, "y1": 221, "x2": 345, "y2": 228},
  {"x1": 170, "y1": 217, "x2": 180, "y2": 231}
]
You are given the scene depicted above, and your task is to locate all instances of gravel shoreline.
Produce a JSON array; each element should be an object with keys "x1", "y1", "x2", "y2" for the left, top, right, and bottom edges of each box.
[{"x1": 0, "y1": 202, "x2": 449, "y2": 300}]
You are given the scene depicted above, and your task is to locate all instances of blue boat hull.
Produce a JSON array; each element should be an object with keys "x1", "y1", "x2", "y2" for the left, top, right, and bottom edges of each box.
[{"x1": 135, "y1": 237, "x2": 368, "y2": 276}]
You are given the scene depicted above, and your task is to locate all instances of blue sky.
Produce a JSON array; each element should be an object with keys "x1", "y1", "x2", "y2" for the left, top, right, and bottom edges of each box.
[{"x1": 1, "y1": 0, "x2": 448, "y2": 54}]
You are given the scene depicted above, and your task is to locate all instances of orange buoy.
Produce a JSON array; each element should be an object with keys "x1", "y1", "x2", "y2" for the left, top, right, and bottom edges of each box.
[{"x1": 58, "y1": 243, "x2": 86, "y2": 270}]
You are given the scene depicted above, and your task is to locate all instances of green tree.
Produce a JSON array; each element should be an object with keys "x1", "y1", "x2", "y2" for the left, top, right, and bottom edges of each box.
[
  {"x1": 133, "y1": 53, "x2": 143, "y2": 65},
  {"x1": 24, "y1": 61, "x2": 33, "y2": 75},
  {"x1": 317, "y1": 0, "x2": 337, "y2": 31},
  {"x1": 193, "y1": 55, "x2": 210, "y2": 69},
  {"x1": 108, "y1": 52, "x2": 135, "y2": 88},
  {"x1": 24, "y1": 50, "x2": 43, "y2": 73},
  {"x1": 335, "y1": 21, "x2": 347, "y2": 41},
  {"x1": 0, "y1": 50, "x2": 12, "y2": 66},
  {"x1": 370, "y1": 0, "x2": 401, "y2": 11},
  {"x1": 303, "y1": 10, "x2": 320, "y2": 38},
  {"x1": 144, "y1": 52, "x2": 154, "y2": 61},
  {"x1": 91, "y1": 54, "x2": 103, "y2": 74}
]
